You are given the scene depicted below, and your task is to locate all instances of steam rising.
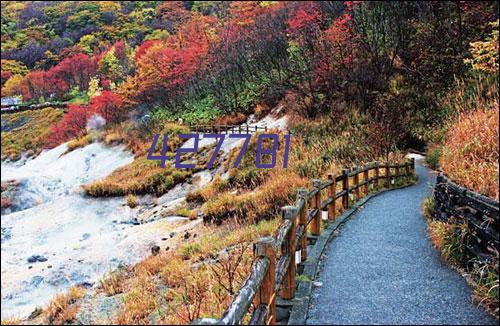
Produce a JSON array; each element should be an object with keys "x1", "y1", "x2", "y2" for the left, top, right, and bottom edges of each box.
[{"x1": 86, "y1": 114, "x2": 106, "y2": 131}]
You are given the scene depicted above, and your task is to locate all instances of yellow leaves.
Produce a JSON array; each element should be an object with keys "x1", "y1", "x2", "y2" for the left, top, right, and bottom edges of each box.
[
  {"x1": 465, "y1": 20, "x2": 499, "y2": 74},
  {"x1": 1, "y1": 59, "x2": 29, "y2": 76},
  {"x1": 1, "y1": 74, "x2": 23, "y2": 97},
  {"x1": 98, "y1": 1, "x2": 121, "y2": 13}
]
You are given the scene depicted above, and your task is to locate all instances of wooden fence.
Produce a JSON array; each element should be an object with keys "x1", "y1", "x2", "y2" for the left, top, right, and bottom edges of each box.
[
  {"x1": 194, "y1": 159, "x2": 416, "y2": 325},
  {"x1": 434, "y1": 174, "x2": 499, "y2": 264},
  {"x1": 191, "y1": 124, "x2": 268, "y2": 134}
]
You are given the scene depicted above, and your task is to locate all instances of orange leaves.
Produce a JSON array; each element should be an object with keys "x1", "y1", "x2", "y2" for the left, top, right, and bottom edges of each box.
[
  {"x1": 133, "y1": 14, "x2": 216, "y2": 101},
  {"x1": 440, "y1": 107, "x2": 499, "y2": 200}
]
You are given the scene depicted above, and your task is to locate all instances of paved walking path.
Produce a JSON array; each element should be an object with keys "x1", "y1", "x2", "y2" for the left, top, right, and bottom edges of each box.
[{"x1": 307, "y1": 157, "x2": 496, "y2": 325}]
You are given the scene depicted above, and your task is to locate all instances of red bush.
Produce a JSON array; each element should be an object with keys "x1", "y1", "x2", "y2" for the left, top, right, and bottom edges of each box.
[
  {"x1": 45, "y1": 105, "x2": 88, "y2": 148},
  {"x1": 1, "y1": 71, "x2": 12, "y2": 87},
  {"x1": 88, "y1": 91, "x2": 124, "y2": 123}
]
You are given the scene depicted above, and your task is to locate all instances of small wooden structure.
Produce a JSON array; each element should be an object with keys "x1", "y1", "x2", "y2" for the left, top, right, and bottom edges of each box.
[{"x1": 191, "y1": 124, "x2": 268, "y2": 134}]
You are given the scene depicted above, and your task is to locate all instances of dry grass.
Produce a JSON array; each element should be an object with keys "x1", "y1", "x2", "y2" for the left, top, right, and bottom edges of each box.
[
  {"x1": 0, "y1": 318, "x2": 21, "y2": 325},
  {"x1": 288, "y1": 112, "x2": 388, "y2": 178},
  {"x1": 440, "y1": 107, "x2": 499, "y2": 200},
  {"x1": 99, "y1": 267, "x2": 129, "y2": 296},
  {"x1": 44, "y1": 286, "x2": 86, "y2": 324},
  {"x1": 202, "y1": 171, "x2": 306, "y2": 224},
  {"x1": 426, "y1": 217, "x2": 499, "y2": 317},
  {"x1": 423, "y1": 197, "x2": 498, "y2": 317},
  {"x1": 83, "y1": 123, "x2": 193, "y2": 197},
  {"x1": 112, "y1": 218, "x2": 280, "y2": 324},
  {"x1": 126, "y1": 194, "x2": 139, "y2": 208},
  {"x1": 213, "y1": 113, "x2": 247, "y2": 126},
  {"x1": 66, "y1": 133, "x2": 93, "y2": 152},
  {"x1": 1, "y1": 107, "x2": 63, "y2": 161},
  {"x1": 472, "y1": 259, "x2": 499, "y2": 317},
  {"x1": 83, "y1": 157, "x2": 192, "y2": 197}
]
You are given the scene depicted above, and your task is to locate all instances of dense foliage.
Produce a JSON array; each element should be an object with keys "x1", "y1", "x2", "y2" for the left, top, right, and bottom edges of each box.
[{"x1": 2, "y1": 2, "x2": 498, "y2": 137}]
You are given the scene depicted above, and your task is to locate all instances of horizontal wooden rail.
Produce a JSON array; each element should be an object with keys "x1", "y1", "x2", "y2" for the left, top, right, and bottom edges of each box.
[
  {"x1": 433, "y1": 173, "x2": 499, "y2": 265},
  {"x1": 194, "y1": 158, "x2": 416, "y2": 325},
  {"x1": 191, "y1": 124, "x2": 268, "y2": 134}
]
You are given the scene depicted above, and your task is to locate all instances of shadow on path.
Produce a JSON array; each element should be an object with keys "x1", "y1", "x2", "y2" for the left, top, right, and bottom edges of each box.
[{"x1": 306, "y1": 158, "x2": 496, "y2": 325}]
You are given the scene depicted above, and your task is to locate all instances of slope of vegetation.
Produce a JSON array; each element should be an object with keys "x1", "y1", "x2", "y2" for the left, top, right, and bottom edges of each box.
[
  {"x1": 441, "y1": 107, "x2": 499, "y2": 200},
  {"x1": 2, "y1": 1, "x2": 498, "y2": 159},
  {"x1": 1, "y1": 107, "x2": 63, "y2": 160},
  {"x1": 426, "y1": 21, "x2": 499, "y2": 200}
]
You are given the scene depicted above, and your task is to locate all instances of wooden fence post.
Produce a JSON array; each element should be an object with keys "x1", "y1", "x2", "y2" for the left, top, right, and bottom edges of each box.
[
  {"x1": 246, "y1": 124, "x2": 250, "y2": 133},
  {"x1": 374, "y1": 161, "x2": 380, "y2": 188},
  {"x1": 253, "y1": 237, "x2": 276, "y2": 325},
  {"x1": 411, "y1": 157, "x2": 415, "y2": 174},
  {"x1": 310, "y1": 180, "x2": 322, "y2": 236},
  {"x1": 297, "y1": 188, "x2": 308, "y2": 262},
  {"x1": 385, "y1": 163, "x2": 391, "y2": 188},
  {"x1": 405, "y1": 160, "x2": 411, "y2": 177},
  {"x1": 342, "y1": 169, "x2": 349, "y2": 209},
  {"x1": 363, "y1": 165, "x2": 369, "y2": 195},
  {"x1": 327, "y1": 173, "x2": 336, "y2": 221},
  {"x1": 353, "y1": 169, "x2": 360, "y2": 200},
  {"x1": 280, "y1": 206, "x2": 296, "y2": 300}
]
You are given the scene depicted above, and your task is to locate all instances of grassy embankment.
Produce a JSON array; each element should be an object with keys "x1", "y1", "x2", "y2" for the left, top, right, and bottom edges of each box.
[
  {"x1": 423, "y1": 197, "x2": 498, "y2": 317},
  {"x1": 1, "y1": 107, "x2": 63, "y2": 161},
  {"x1": 423, "y1": 73, "x2": 499, "y2": 317}
]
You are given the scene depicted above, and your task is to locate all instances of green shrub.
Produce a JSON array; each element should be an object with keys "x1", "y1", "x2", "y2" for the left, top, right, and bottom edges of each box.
[
  {"x1": 151, "y1": 96, "x2": 221, "y2": 125},
  {"x1": 181, "y1": 243, "x2": 201, "y2": 260},
  {"x1": 426, "y1": 146, "x2": 442, "y2": 170}
]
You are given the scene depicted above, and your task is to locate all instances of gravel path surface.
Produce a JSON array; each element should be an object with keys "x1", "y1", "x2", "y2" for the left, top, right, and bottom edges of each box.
[{"x1": 306, "y1": 158, "x2": 496, "y2": 325}]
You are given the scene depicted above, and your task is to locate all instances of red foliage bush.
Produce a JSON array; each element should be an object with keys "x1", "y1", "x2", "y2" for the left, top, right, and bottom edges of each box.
[
  {"x1": 89, "y1": 91, "x2": 124, "y2": 123},
  {"x1": 134, "y1": 40, "x2": 161, "y2": 62},
  {"x1": 45, "y1": 105, "x2": 88, "y2": 148},
  {"x1": 19, "y1": 53, "x2": 96, "y2": 102},
  {"x1": 1, "y1": 71, "x2": 12, "y2": 87}
]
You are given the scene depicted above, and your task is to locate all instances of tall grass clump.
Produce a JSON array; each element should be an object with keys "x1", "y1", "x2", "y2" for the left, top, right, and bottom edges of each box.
[{"x1": 440, "y1": 107, "x2": 499, "y2": 200}]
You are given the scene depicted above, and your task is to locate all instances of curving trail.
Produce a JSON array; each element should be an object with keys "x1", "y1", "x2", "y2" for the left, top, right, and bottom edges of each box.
[{"x1": 306, "y1": 157, "x2": 496, "y2": 325}]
